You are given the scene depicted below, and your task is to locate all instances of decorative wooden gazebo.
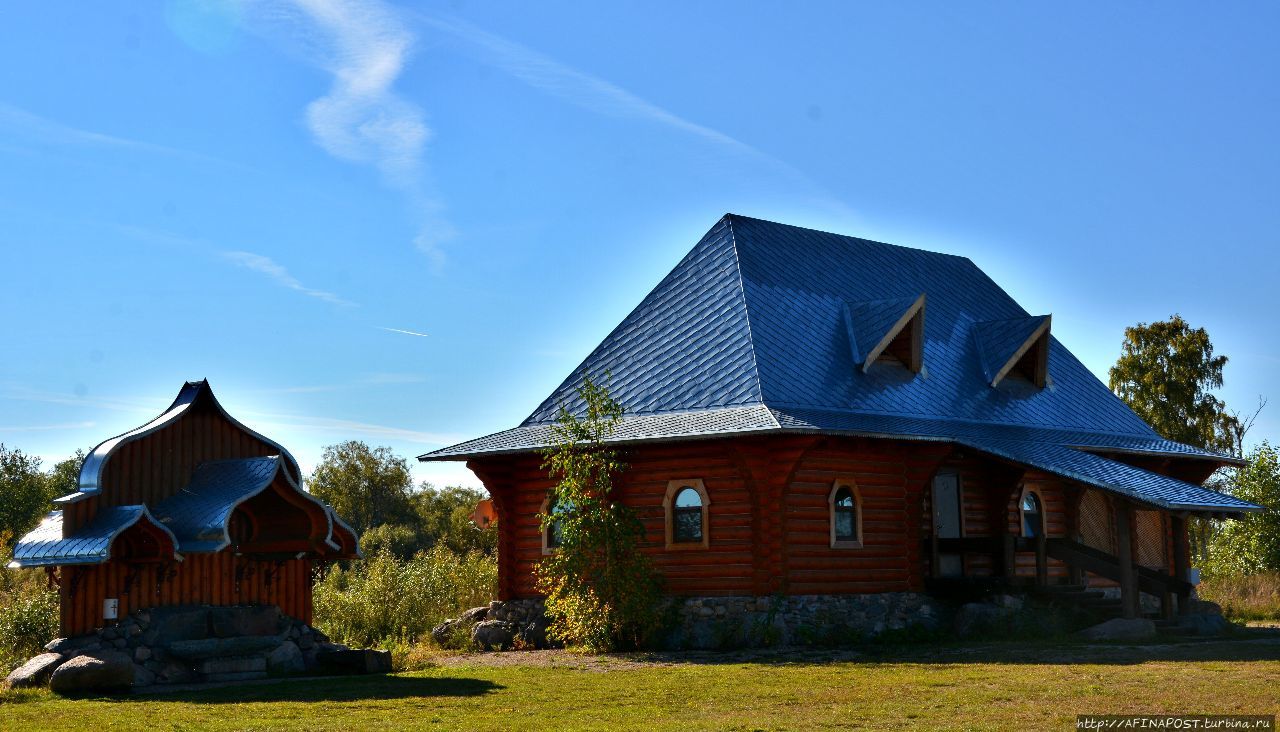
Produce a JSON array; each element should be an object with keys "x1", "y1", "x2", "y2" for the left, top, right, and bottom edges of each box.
[{"x1": 10, "y1": 380, "x2": 360, "y2": 636}]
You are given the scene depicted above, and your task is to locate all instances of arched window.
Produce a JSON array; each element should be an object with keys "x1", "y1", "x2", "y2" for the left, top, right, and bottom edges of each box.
[
  {"x1": 828, "y1": 478, "x2": 863, "y2": 548},
  {"x1": 664, "y1": 479, "x2": 709, "y2": 549},
  {"x1": 541, "y1": 495, "x2": 567, "y2": 554},
  {"x1": 1021, "y1": 490, "x2": 1043, "y2": 538}
]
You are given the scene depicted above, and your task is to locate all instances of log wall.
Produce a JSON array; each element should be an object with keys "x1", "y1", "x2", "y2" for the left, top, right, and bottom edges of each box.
[
  {"x1": 58, "y1": 555, "x2": 313, "y2": 637},
  {"x1": 470, "y1": 434, "x2": 954, "y2": 599}
]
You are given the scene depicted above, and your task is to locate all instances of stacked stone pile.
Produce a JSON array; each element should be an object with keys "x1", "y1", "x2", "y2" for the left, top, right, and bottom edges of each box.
[
  {"x1": 432, "y1": 598, "x2": 552, "y2": 650},
  {"x1": 5, "y1": 604, "x2": 391, "y2": 694}
]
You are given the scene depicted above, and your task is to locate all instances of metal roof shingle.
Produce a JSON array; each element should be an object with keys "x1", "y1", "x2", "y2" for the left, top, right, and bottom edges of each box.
[{"x1": 422, "y1": 214, "x2": 1254, "y2": 513}]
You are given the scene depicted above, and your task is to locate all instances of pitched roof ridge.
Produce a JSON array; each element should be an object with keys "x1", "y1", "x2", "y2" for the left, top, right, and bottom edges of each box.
[
  {"x1": 724, "y1": 214, "x2": 773, "y2": 425},
  {"x1": 724, "y1": 212, "x2": 972, "y2": 262}
]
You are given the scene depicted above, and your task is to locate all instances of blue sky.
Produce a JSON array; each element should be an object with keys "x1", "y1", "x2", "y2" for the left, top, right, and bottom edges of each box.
[{"x1": 1, "y1": 2, "x2": 1277, "y2": 489}]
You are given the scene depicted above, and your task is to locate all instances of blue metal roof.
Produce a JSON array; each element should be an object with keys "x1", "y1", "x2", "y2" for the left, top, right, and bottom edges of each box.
[
  {"x1": 8, "y1": 506, "x2": 181, "y2": 569},
  {"x1": 151, "y1": 455, "x2": 334, "y2": 553},
  {"x1": 61, "y1": 380, "x2": 302, "y2": 505},
  {"x1": 973, "y1": 315, "x2": 1050, "y2": 385},
  {"x1": 421, "y1": 214, "x2": 1254, "y2": 514},
  {"x1": 844, "y1": 295, "x2": 922, "y2": 368}
]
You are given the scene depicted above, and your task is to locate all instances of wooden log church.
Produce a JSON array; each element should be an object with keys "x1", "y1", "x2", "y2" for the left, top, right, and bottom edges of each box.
[
  {"x1": 10, "y1": 381, "x2": 360, "y2": 636},
  {"x1": 421, "y1": 214, "x2": 1258, "y2": 622}
]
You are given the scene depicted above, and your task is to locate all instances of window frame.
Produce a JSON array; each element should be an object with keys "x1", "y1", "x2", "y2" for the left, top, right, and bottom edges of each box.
[
  {"x1": 828, "y1": 477, "x2": 864, "y2": 549},
  {"x1": 1019, "y1": 486, "x2": 1045, "y2": 539},
  {"x1": 540, "y1": 495, "x2": 564, "y2": 555},
  {"x1": 663, "y1": 479, "x2": 710, "y2": 550}
]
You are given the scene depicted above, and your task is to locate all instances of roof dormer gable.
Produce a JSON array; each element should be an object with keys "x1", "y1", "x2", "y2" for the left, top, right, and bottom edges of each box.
[
  {"x1": 974, "y1": 314, "x2": 1052, "y2": 388},
  {"x1": 843, "y1": 294, "x2": 926, "y2": 374}
]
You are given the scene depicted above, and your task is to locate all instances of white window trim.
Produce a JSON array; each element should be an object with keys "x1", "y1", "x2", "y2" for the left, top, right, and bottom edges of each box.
[
  {"x1": 1019, "y1": 485, "x2": 1045, "y2": 539},
  {"x1": 540, "y1": 495, "x2": 560, "y2": 555},
  {"x1": 829, "y1": 477, "x2": 864, "y2": 549},
  {"x1": 663, "y1": 479, "x2": 709, "y2": 550}
]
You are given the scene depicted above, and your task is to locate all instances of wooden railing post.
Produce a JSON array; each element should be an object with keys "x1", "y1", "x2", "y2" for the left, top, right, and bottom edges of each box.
[
  {"x1": 1171, "y1": 514, "x2": 1191, "y2": 615},
  {"x1": 1115, "y1": 502, "x2": 1138, "y2": 619},
  {"x1": 1035, "y1": 534, "x2": 1048, "y2": 586}
]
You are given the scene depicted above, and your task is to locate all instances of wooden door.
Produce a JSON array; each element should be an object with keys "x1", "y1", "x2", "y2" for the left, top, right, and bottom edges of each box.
[{"x1": 932, "y1": 472, "x2": 963, "y2": 577}]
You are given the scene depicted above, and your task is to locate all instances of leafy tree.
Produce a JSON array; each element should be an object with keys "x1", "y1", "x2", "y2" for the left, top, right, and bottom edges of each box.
[
  {"x1": 306, "y1": 441, "x2": 415, "y2": 535},
  {"x1": 1108, "y1": 315, "x2": 1240, "y2": 454},
  {"x1": 45, "y1": 449, "x2": 85, "y2": 497},
  {"x1": 1203, "y1": 442, "x2": 1280, "y2": 577},
  {"x1": 535, "y1": 375, "x2": 661, "y2": 651},
  {"x1": 412, "y1": 484, "x2": 497, "y2": 556},
  {"x1": 358, "y1": 523, "x2": 421, "y2": 560},
  {"x1": 0, "y1": 445, "x2": 56, "y2": 551}
]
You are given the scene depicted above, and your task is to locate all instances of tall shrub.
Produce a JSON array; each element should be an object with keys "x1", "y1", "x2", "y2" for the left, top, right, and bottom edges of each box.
[
  {"x1": 0, "y1": 549, "x2": 58, "y2": 673},
  {"x1": 312, "y1": 546, "x2": 496, "y2": 648},
  {"x1": 1204, "y1": 442, "x2": 1280, "y2": 577},
  {"x1": 535, "y1": 375, "x2": 661, "y2": 651}
]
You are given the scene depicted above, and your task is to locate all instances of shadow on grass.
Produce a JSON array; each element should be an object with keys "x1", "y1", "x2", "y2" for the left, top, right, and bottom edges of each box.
[
  {"x1": 623, "y1": 629, "x2": 1280, "y2": 668},
  {"x1": 121, "y1": 674, "x2": 501, "y2": 704}
]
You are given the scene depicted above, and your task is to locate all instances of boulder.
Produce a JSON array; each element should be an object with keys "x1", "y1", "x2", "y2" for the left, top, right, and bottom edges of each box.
[
  {"x1": 167, "y1": 635, "x2": 280, "y2": 659},
  {"x1": 210, "y1": 605, "x2": 281, "y2": 638},
  {"x1": 44, "y1": 635, "x2": 101, "y2": 656},
  {"x1": 432, "y1": 619, "x2": 459, "y2": 646},
  {"x1": 316, "y1": 649, "x2": 392, "y2": 675},
  {"x1": 1185, "y1": 599, "x2": 1224, "y2": 616},
  {"x1": 132, "y1": 664, "x2": 155, "y2": 688},
  {"x1": 197, "y1": 656, "x2": 267, "y2": 675},
  {"x1": 471, "y1": 620, "x2": 515, "y2": 651},
  {"x1": 49, "y1": 650, "x2": 135, "y2": 695},
  {"x1": 518, "y1": 617, "x2": 550, "y2": 649},
  {"x1": 1078, "y1": 617, "x2": 1156, "y2": 642},
  {"x1": 147, "y1": 607, "x2": 211, "y2": 645},
  {"x1": 5, "y1": 653, "x2": 65, "y2": 689},
  {"x1": 267, "y1": 641, "x2": 306, "y2": 674},
  {"x1": 461, "y1": 606, "x2": 490, "y2": 623},
  {"x1": 953, "y1": 603, "x2": 1012, "y2": 638},
  {"x1": 155, "y1": 661, "x2": 197, "y2": 685},
  {"x1": 1179, "y1": 613, "x2": 1232, "y2": 636}
]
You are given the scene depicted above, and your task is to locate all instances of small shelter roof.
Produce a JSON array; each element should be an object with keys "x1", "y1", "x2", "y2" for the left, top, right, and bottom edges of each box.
[{"x1": 8, "y1": 505, "x2": 180, "y2": 569}]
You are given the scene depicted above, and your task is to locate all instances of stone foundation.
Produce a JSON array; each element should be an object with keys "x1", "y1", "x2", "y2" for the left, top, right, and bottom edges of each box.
[
  {"x1": 434, "y1": 594, "x2": 942, "y2": 651},
  {"x1": 6, "y1": 604, "x2": 390, "y2": 694},
  {"x1": 666, "y1": 592, "x2": 941, "y2": 649}
]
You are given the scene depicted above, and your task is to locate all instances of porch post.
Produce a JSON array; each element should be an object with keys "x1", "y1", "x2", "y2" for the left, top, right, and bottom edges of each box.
[
  {"x1": 1115, "y1": 502, "x2": 1138, "y2": 619},
  {"x1": 1034, "y1": 534, "x2": 1048, "y2": 586},
  {"x1": 1171, "y1": 513, "x2": 1191, "y2": 615}
]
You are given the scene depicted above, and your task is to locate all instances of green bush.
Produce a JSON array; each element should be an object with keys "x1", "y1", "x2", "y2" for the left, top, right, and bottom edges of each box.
[
  {"x1": 312, "y1": 546, "x2": 497, "y2": 648},
  {"x1": 0, "y1": 567, "x2": 58, "y2": 673},
  {"x1": 1199, "y1": 573, "x2": 1280, "y2": 621}
]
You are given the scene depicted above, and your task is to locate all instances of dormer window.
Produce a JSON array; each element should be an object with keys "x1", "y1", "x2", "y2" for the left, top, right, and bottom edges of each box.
[
  {"x1": 843, "y1": 293, "x2": 926, "y2": 374},
  {"x1": 974, "y1": 314, "x2": 1052, "y2": 389}
]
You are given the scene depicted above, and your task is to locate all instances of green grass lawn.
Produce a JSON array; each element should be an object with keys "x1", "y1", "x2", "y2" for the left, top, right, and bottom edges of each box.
[{"x1": 3, "y1": 637, "x2": 1280, "y2": 731}]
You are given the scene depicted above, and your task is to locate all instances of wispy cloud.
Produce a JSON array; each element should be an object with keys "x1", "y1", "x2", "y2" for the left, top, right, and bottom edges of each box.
[
  {"x1": 0, "y1": 385, "x2": 160, "y2": 415},
  {"x1": 0, "y1": 102, "x2": 234, "y2": 167},
  {"x1": 0, "y1": 421, "x2": 96, "y2": 432},
  {"x1": 378, "y1": 326, "x2": 428, "y2": 338},
  {"x1": 220, "y1": 250, "x2": 355, "y2": 306},
  {"x1": 244, "y1": 409, "x2": 464, "y2": 446},
  {"x1": 244, "y1": 0, "x2": 449, "y2": 272},
  {"x1": 412, "y1": 12, "x2": 850, "y2": 214},
  {"x1": 362, "y1": 372, "x2": 427, "y2": 384},
  {"x1": 415, "y1": 14, "x2": 755, "y2": 155}
]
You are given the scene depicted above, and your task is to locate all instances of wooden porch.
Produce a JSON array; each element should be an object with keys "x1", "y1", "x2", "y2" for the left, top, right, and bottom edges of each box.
[{"x1": 923, "y1": 457, "x2": 1199, "y2": 620}]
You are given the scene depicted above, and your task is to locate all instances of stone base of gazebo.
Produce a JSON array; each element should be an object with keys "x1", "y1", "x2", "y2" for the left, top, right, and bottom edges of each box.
[{"x1": 5, "y1": 604, "x2": 390, "y2": 694}]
